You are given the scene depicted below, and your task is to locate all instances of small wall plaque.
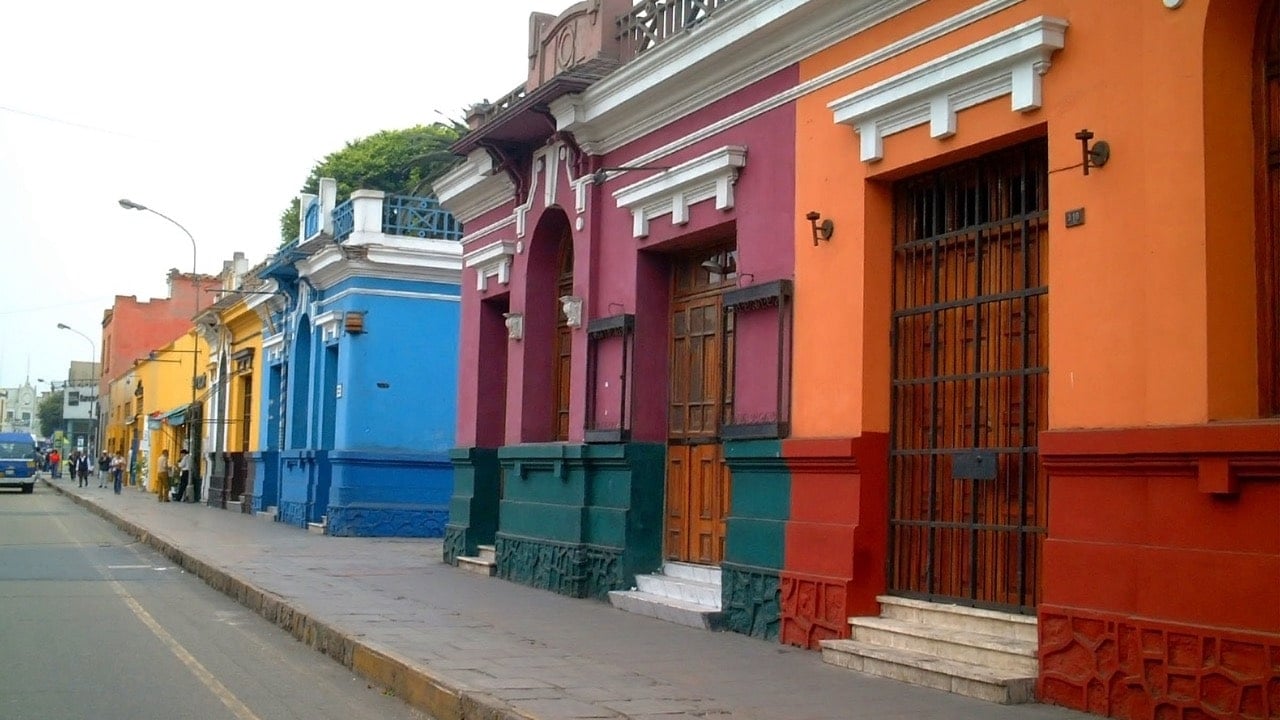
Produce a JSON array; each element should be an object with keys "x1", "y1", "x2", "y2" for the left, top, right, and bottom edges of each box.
[
  {"x1": 1065, "y1": 208, "x2": 1085, "y2": 227},
  {"x1": 952, "y1": 450, "x2": 998, "y2": 480}
]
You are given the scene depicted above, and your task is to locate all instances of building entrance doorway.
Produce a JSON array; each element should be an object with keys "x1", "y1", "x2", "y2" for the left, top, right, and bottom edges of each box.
[
  {"x1": 665, "y1": 246, "x2": 736, "y2": 564},
  {"x1": 887, "y1": 139, "x2": 1049, "y2": 612}
]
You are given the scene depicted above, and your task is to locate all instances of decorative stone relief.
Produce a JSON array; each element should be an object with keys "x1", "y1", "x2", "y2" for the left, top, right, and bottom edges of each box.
[
  {"x1": 443, "y1": 525, "x2": 467, "y2": 565},
  {"x1": 495, "y1": 535, "x2": 588, "y2": 598},
  {"x1": 325, "y1": 505, "x2": 447, "y2": 538},
  {"x1": 723, "y1": 564, "x2": 781, "y2": 641},
  {"x1": 1039, "y1": 607, "x2": 1280, "y2": 720},
  {"x1": 560, "y1": 295, "x2": 584, "y2": 328},
  {"x1": 583, "y1": 546, "x2": 625, "y2": 601},
  {"x1": 780, "y1": 574, "x2": 849, "y2": 649},
  {"x1": 503, "y1": 312, "x2": 524, "y2": 341}
]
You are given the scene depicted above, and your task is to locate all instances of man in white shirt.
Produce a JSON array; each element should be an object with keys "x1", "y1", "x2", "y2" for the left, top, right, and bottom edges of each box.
[{"x1": 175, "y1": 449, "x2": 192, "y2": 502}]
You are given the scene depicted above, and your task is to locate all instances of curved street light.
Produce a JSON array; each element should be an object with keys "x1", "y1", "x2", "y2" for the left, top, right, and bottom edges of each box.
[{"x1": 118, "y1": 198, "x2": 202, "y2": 501}]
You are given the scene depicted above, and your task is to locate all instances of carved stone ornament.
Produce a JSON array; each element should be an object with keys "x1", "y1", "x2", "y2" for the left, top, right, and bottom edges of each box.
[
  {"x1": 559, "y1": 295, "x2": 584, "y2": 328},
  {"x1": 503, "y1": 312, "x2": 524, "y2": 340}
]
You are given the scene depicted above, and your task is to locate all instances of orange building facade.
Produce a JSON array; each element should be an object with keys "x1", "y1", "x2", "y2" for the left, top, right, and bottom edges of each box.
[{"x1": 790, "y1": 1, "x2": 1279, "y2": 717}]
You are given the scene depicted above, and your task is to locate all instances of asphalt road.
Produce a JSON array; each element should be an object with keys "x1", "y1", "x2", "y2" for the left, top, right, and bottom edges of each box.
[{"x1": 0, "y1": 483, "x2": 432, "y2": 720}]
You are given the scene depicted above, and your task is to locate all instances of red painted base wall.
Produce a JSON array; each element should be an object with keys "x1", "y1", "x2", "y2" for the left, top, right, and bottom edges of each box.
[
  {"x1": 780, "y1": 435, "x2": 887, "y2": 649},
  {"x1": 1039, "y1": 423, "x2": 1280, "y2": 720}
]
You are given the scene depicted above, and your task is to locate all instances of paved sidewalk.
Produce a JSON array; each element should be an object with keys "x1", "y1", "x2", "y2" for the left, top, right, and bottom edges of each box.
[{"x1": 42, "y1": 476, "x2": 1094, "y2": 720}]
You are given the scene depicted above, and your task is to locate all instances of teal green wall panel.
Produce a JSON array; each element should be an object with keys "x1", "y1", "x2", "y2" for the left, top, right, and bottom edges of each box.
[
  {"x1": 723, "y1": 439, "x2": 789, "y2": 575},
  {"x1": 444, "y1": 447, "x2": 499, "y2": 564}
]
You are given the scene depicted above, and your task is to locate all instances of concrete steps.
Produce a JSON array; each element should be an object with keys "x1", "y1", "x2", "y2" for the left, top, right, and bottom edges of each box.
[
  {"x1": 307, "y1": 515, "x2": 327, "y2": 535},
  {"x1": 608, "y1": 561, "x2": 724, "y2": 630},
  {"x1": 456, "y1": 544, "x2": 496, "y2": 576},
  {"x1": 256, "y1": 506, "x2": 278, "y2": 521},
  {"x1": 819, "y1": 596, "x2": 1038, "y2": 705}
]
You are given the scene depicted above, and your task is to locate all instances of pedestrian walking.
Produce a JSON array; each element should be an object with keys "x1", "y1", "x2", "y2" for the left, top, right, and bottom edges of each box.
[
  {"x1": 78, "y1": 453, "x2": 90, "y2": 488},
  {"x1": 111, "y1": 453, "x2": 124, "y2": 494},
  {"x1": 50, "y1": 449, "x2": 61, "y2": 479},
  {"x1": 156, "y1": 448, "x2": 172, "y2": 503},
  {"x1": 98, "y1": 452, "x2": 110, "y2": 482},
  {"x1": 174, "y1": 449, "x2": 192, "y2": 503}
]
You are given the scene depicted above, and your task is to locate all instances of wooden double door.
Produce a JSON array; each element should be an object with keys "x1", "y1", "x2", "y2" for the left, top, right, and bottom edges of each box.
[
  {"x1": 665, "y1": 249, "x2": 736, "y2": 564},
  {"x1": 888, "y1": 140, "x2": 1050, "y2": 612}
]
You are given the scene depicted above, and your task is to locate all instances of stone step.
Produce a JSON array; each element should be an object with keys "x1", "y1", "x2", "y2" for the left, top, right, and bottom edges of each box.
[
  {"x1": 257, "y1": 507, "x2": 277, "y2": 521},
  {"x1": 636, "y1": 574, "x2": 721, "y2": 608},
  {"x1": 876, "y1": 596, "x2": 1038, "y2": 644},
  {"x1": 661, "y1": 561, "x2": 721, "y2": 586},
  {"x1": 820, "y1": 639, "x2": 1036, "y2": 705},
  {"x1": 477, "y1": 544, "x2": 496, "y2": 563},
  {"x1": 607, "y1": 590, "x2": 726, "y2": 631},
  {"x1": 457, "y1": 556, "x2": 496, "y2": 576},
  {"x1": 849, "y1": 617, "x2": 1037, "y2": 674},
  {"x1": 307, "y1": 517, "x2": 327, "y2": 535}
]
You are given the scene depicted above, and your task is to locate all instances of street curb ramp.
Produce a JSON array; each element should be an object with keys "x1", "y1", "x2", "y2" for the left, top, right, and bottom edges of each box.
[{"x1": 43, "y1": 479, "x2": 535, "y2": 720}]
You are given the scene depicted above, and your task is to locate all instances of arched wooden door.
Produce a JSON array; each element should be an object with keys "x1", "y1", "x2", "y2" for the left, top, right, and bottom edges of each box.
[
  {"x1": 888, "y1": 140, "x2": 1049, "y2": 612},
  {"x1": 666, "y1": 247, "x2": 736, "y2": 564},
  {"x1": 554, "y1": 233, "x2": 574, "y2": 441}
]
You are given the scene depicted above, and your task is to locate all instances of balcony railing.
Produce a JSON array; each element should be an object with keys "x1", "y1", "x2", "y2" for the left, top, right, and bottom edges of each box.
[
  {"x1": 329, "y1": 194, "x2": 461, "y2": 243},
  {"x1": 333, "y1": 200, "x2": 355, "y2": 241},
  {"x1": 383, "y1": 195, "x2": 463, "y2": 240},
  {"x1": 617, "y1": 0, "x2": 736, "y2": 59}
]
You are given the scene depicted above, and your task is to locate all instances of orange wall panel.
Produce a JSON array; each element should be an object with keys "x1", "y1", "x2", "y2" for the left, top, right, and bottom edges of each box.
[{"x1": 793, "y1": 0, "x2": 1266, "y2": 436}]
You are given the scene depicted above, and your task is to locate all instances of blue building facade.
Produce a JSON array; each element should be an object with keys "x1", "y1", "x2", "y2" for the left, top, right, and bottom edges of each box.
[{"x1": 251, "y1": 181, "x2": 463, "y2": 536}]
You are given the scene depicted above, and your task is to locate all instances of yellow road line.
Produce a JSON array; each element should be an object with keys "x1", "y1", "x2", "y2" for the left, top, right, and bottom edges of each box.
[{"x1": 49, "y1": 508, "x2": 263, "y2": 720}]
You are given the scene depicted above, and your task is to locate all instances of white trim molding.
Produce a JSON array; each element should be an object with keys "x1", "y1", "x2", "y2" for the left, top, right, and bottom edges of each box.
[
  {"x1": 313, "y1": 311, "x2": 342, "y2": 344},
  {"x1": 262, "y1": 331, "x2": 285, "y2": 364},
  {"x1": 552, "y1": 0, "x2": 927, "y2": 156},
  {"x1": 613, "y1": 145, "x2": 747, "y2": 238},
  {"x1": 463, "y1": 240, "x2": 518, "y2": 292},
  {"x1": 829, "y1": 15, "x2": 1067, "y2": 162},
  {"x1": 434, "y1": 150, "x2": 516, "y2": 224}
]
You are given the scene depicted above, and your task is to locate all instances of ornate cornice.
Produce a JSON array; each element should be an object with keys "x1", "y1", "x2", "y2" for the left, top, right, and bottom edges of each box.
[{"x1": 829, "y1": 15, "x2": 1067, "y2": 161}]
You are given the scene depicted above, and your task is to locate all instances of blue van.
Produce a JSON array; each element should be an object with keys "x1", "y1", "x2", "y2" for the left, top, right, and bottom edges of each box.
[{"x1": 0, "y1": 432, "x2": 38, "y2": 493}]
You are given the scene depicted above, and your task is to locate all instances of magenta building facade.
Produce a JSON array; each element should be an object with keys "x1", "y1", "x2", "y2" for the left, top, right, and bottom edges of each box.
[{"x1": 438, "y1": 0, "x2": 802, "y2": 638}]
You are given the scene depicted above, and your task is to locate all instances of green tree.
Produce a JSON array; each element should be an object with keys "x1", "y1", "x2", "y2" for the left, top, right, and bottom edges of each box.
[
  {"x1": 278, "y1": 123, "x2": 465, "y2": 244},
  {"x1": 37, "y1": 391, "x2": 63, "y2": 439}
]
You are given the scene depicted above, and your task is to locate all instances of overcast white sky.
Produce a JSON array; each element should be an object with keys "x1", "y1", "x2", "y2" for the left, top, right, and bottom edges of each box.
[{"x1": 0, "y1": 0, "x2": 555, "y2": 390}]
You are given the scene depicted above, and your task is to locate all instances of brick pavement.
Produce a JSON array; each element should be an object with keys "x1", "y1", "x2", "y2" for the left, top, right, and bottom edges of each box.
[{"x1": 41, "y1": 476, "x2": 1095, "y2": 720}]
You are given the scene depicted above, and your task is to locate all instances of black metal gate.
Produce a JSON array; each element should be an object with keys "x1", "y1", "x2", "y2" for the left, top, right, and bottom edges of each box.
[{"x1": 888, "y1": 139, "x2": 1049, "y2": 613}]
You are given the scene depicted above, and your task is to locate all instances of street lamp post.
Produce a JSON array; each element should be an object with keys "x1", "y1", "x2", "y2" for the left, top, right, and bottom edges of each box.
[
  {"x1": 56, "y1": 323, "x2": 98, "y2": 458},
  {"x1": 118, "y1": 198, "x2": 201, "y2": 502}
]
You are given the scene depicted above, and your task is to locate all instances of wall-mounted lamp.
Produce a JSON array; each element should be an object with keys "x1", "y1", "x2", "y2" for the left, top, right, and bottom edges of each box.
[
  {"x1": 806, "y1": 211, "x2": 834, "y2": 246},
  {"x1": 607, "y1": 302, "x2": 625, "y2": 314},
  {"x1": 343, "y1": 311, "x2": 365, "y2": 334},
  {"x1": 700, "y1": 258, "x2": 727, "y2": 274},
  {"x1": 738, "y1": 273, "x2": 755, "y2": 286},
  {"x1": 503, "y1": 312, "x2": 524, "y2": 341},
  {"x1": 590, "y1": 166, "x2": 672, "y2": 186},
  {"x1": 1075, "y1": 129, "x2": 1110, "y2": 176},
  {"x1": 559, "y1": 296, "x2": 584, "y2": 328}
]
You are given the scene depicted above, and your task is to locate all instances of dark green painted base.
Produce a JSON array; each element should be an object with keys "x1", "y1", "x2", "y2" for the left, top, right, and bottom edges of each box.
[
  {"x1": 492, "y1": 442, "x2": 664, "y2": 600},
  {"x1": 723, "y1": 562, "x2": 782, "y2": 641},
  {"x1": 495, "y1": 534, "x2": 624, "y2": 600},
  {"x1": 444, "y1": 447, "x2": 500, "y2": 565}
]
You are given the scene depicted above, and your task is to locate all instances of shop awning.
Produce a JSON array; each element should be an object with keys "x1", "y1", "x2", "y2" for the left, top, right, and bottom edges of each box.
[{"x1": 161, "y1": 405, "x2": 189, "y2": 426}]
